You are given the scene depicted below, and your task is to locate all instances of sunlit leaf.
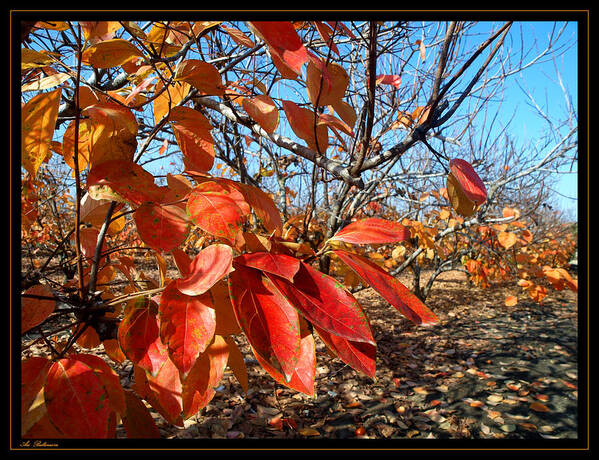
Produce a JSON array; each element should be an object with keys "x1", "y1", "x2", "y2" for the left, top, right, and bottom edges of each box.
[
  {"x1": 159, "y1": 281, "x2": 217, "y2": 377},
  {"x1": 228, "y1": 264, "x2": 301, "y2": 382},
  {"x1": 44, "y1": 357, "x2": 113, "y2": 438},
  {"x1": 21, "y1": 88, "x2": 61, "y2": 177},
  {"x1": 242, "y1": 94, "x2": 279, "y2": 134},
  {"x1": 332, "y1": 250, "x2": 439, "y2": 325},
  {"x1": 266, "y1": 261, "x2": 375, "y2": 344},
  {"x1": 82, "y1": 38, "x2": 144, "y2": 69},
  {"x1": 330, "y1": 217, "x2": 410, "y2": 245},
  {"x1": 449, "y1": 159, "x2": 487, "y2": 206},
  {"x1": 134, "y1": 202, "x2": 190, "y2": 253}
]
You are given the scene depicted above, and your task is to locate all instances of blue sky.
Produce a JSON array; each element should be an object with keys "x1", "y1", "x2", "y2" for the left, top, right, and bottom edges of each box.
[{"x1": 466, "y1": 21, "x2": 579, "y2": 219}]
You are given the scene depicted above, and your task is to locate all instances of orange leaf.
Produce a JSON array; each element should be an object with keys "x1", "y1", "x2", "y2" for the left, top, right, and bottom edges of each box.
[
  {"x1": 22, "y1": 285, "x2": 56, "y2": 333},
  {"x1": 174, "y1": 59, "x2": 225, "y2": 96},
  {"x1": 529, "y1": 402, "x2": 550, "y2": 412},
  {"x1": 242, "y1": 94, "x2": 279, "y2": 134},
  {"x1": 82, "y1": 38, "x2": 144, "y2": 68},
  {"x1": 504, "y1": 295, "x2": 518, "y2": 307},
  {"x1": 498, "y1": 231, "x2": 518, "y2": 250},
  {"x1": 306, "y1": 59, "x2": 348, "y2": 107},
  {"x1": 21, "y1": 88, "x2": 61, "y2": 177},
  {"x1": 249, "y1": 22, "x2": 310, "y2": 79}
]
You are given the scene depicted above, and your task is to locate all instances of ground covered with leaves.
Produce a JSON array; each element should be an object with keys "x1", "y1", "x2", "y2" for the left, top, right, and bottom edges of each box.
[{"x1": 21, "y1": 266, "x2": 579, "y2": 441}]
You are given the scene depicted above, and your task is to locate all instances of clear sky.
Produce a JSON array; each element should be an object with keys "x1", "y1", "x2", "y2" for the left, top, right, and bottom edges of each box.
[{"x1": 467, "y1": 21, "x2": 579, "y2": 220}]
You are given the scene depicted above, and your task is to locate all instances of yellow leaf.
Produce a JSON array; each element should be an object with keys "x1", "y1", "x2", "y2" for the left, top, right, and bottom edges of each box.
[
  {"x1": 497, "y1": 231, "x2": 518, "y2": 249},
  {"x1": 22, "y1": 73, "x2": 71, "y2": 92},
  {"x1": 21, "y1": 48, "x2": 55, "y2": 69},
  {"x1": 82, "y1": 39, "x2": 144, "y2": 69},
  {"x1": 21, "y1": 89, "x2": 61, "y2": 177},
  {"x1": 446, "y1": 172, "x2": 477, "y2": 217}
]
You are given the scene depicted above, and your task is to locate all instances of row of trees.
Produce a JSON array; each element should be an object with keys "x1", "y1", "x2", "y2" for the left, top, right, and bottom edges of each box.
[{"x1": 19, "y1": 18, "x2": 578, "y2": 439}]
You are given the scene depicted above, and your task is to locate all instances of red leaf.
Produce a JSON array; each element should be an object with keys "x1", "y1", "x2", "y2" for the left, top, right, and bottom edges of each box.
[
  {"x1": 253, "y1": 325, "x2": 316, "y2": 396},
  {"x1": 281, "y1": 99, "x2": 328, "y2": 152},
  {"x1": 266, "y1": 261, "x2": 375, "y2": 345},
  {"x1": 249, "y1": 22, "x2": 310, "y2": 79},
  {"x1": 86, "y1": 159, "x2": 163, "y2": 206},
  {"x1": 22, "y1": 284, "x2": 56, "y2": 333},
  {"x1": 376, "y1": 74, "x2": 401, "y2": 89},
  {"x1": 175, "y1": 244, "x2": 234, "y2": 296},
  {"x1": 186, "y1": 181, "x2": 248, "y2": 244},
  {"x1": 234, "y1": 252, "x2": 300, "y2": 282},
  {"x1": 134, "y1": 358, "x2": 184, "y2": 427},
  {"x1": 228, "y1": 264, "x2": 301, "y2": 382},
  {"x1": 134, "y1": 202, "x2": 190, "y2": 253},
  {"x1": 70, "y1": 354, "x2": 126, "y2": 416},
  {"x1": 45, "y1": 357, "x2": 113, "y2": 438},
  {"x1": 330, "y1": 217, "x2": 410, "y2": 245},
  {"x1": 181, "y1": 335, "x2": 229, "y2": 419},
  {"x1": 332, "y1": 250, "x2": 438, "y2": 325},
  {"x1": 171, "y1": 247, "x2": 192, "y2": 277},
  {"x1": 448, "y1": 158, "x2": 487, "y2": 206},
  {"x1": 159, "y1": 281, "x2": 217, "y2": 377},
  {"x1": 122, "y1": 389, "x2": 161, "y2": 438},
  {"x1": 117, "y1": 297, "x2": 169, "y2": 376},
  {"x1": 314, "y1": 324, "x2": 376, "y2": 379}
]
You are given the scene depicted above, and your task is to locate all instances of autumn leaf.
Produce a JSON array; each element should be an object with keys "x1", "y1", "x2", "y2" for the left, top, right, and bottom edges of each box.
[
  {"x1": 266, "y1": 261, "x2": 376, "y2": 345},
  {"x1": 249, "y1": 21, "x2": 310, "y2": 79},
  {"x1": 281, "y1": 99, "x2": 328, "y2": 153},
  {"x1": 175, "y1": 244, "x2": 234, "y2": 296},
  {"x1": 181, "y1": 335, "x2": 229, "y2": 419},
  {"x1": 44, "y1": 356, "x2": 114, "y2": 438},
  {"x1": 376, "y1": 74, "x2": 401, "y2": 89},
  {"x1": 253, "y1": 323, "x2": 316, "y2": 396},
  {"x1": 242, "y1": 94, "x2": 279, "y2": 134},
  {"x1": 186, "y1": 180, "x2": 248, "y2": 244},
  {"x1": 333, "y1": 250, "x2": 439, "y2": 326},
  {"x1": 134, "y1": 357, "x2": 184, "y2": 427},
  {"x1": 169, "y1": 106, "x2": 215, "y2": 172},
  {"x1": 86, "y1": 159, "x2": 164, "y2": 206},
  {"x1": 498, "y1": 231, "x2": 518, "y2": 250},
  {"x1": 174, "y1": 59, "x2": 225, "y2": 96},
  {"x1": 134, "y1": 202, "x2": 190, "y2": 253},
  {"x1": 330, "y1": 217, "x2": 410, "y2": 245},
  {"x1": 449, "y1": 159, "x2": 487, "y2": 206},
  {"x1": 228, "y1": 264, "x2": 302, "y2": 382},
  {"x1": 234, "y1": 252, "x2": 300, "y2": 282},
  {"x1": 117, "y1": 297, "x2": 169, "y2": 376},
  {"x1": 314, "y1": 324, "x2": 376, "y2": 379},
  {"x1": 159, "y1": 281, "x2": 217, "y2": 377},
  {"x1": 446, "y1": 171, "x2": 478, "y2": 217},
  {"x1": 21, "y1": 88, "x2": 61, "y2": 177},
  {"x1": 504, "y1": 295, "x2": 518, "y2": 307},
  {"x1": 82, "y1": 38, "x2": 144, "y2": 68},
  {"x1": 122, "y1": 389, "x2": 161, "y2": 438},
  {"x1": 306, "y1": 59, "x2": 348, "y2": 106},
  {"x1": 22, "y1": 284, "x2": 56, "y2": 333}
]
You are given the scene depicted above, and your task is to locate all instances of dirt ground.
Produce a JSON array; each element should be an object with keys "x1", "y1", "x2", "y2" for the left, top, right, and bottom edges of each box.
[{"x1": 20, "y1": 259, "x2": 580, "y2": 443}]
